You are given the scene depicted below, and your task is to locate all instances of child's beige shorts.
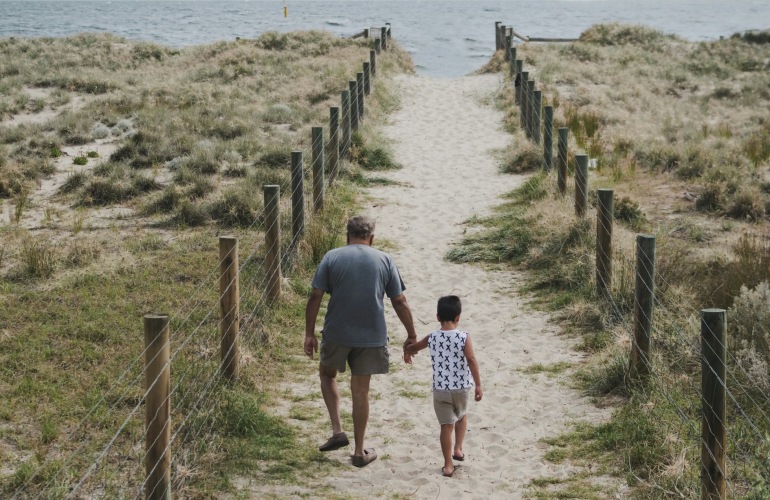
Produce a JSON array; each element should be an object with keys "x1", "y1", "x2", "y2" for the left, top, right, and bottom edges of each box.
[{"x1": 433, "y1": 387, "x2": 472, "y2": 425}]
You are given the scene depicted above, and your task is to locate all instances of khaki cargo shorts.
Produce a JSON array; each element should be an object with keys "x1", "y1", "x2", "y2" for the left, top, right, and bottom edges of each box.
[
  {"x1": 320, "y1": 339, "x2": 389, "y2": 376},
  {"x1": 433, "y1": 387, "x2": 472, "y2": 425}
]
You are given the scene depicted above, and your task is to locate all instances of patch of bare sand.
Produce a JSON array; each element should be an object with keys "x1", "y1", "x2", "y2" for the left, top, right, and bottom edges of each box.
[{"x1": 246, "y1": 74, "x2": 624, "y2": 498}]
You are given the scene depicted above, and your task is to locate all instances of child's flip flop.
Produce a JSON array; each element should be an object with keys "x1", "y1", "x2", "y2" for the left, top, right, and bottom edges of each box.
[{"x1": 452, "y1": 453, "x2": 465, "y2": 461}]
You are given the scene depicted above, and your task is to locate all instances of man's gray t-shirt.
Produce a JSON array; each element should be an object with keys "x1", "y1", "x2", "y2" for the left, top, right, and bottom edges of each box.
[{"x1": 311, "y1": 244, "x2": 406, "y2": 347}]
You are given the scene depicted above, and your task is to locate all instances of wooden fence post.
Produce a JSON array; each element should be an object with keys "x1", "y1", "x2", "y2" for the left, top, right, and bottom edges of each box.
[
  {"x1": 505, "y1": 34, "x2": 512, "y2": 60},
  {"x1": 219, "y1": 236, "x2": 239, "y2": 380},
  {"x1": 509, "y1": 47, "x2": 517, "y2": 78},
  {"x1": 349, "y1": 80, "x2": 359, "y2": 131},
  {"x1": 557, "y1": 127, "x2": 569, "y2": 194},
  {"x1": 328, "y1": 108, "x2": 339, "y2": 184},
  {"x1": 264, "y1": 185, "x2": 281, "y2": 302},
  {"x1": 340, "y1": 90, "x2": 351, "y2": 157},
  {"x1": 356, "y1": 72, "x2": 365, "y2": 120},
  {"x1": 630, "y1": 234, "x2": 655, "y2": 380},
  {"x1": 291, "y1": 151, "x2": 304, "y2": 243},
  {"x1": 312, "y1": 127, "x2": 325, "y2": 212},
  {"x1": 514, "y1": 60, "x2": 523, "y2": 104},
  {"x1": 596, "y1": 189, "x2": 613, "y2": 298},
  {"x1": 381, "y1": 27, "x2": 387, "y2": 50},
  {"x1": 495, "y1": 21, "x2": 501, "y2": 50},
  {"x1": 370, "y1": 49, "x2": 376, "y2": 77},
  {"x1": 519, "y1": 70, "x2": 528, "y2": 131},
  {"x1": 575, "y1": 154, "x2": 588, "y2": 217},
  {"x1": 363, "y1": 62, "x2": 371, "y2": 95},
  {"x1": 375, "y1": 38, "x2": 381, "y2": 55},
  {"x1": 526, "y1": 80, "x2": 535, "y2": 140},
  {"x1": 386, "y1": 22, "x2": 391, "y2": 38},
  {"x1": 144, "y1": 314, "x2": 170, "y2": 500},
  {"x1": 348, "y1": 81, "x2": 358, "y2": 131},
  {"x1": 543, "y1": 105, "x2": 554, "y2": 171},
  {"x1": 701, "y1": 308, "x2": 727, "y2": 500},
  {"x1": 532, "y1": 89, "x2": 542, "y2": 146}
]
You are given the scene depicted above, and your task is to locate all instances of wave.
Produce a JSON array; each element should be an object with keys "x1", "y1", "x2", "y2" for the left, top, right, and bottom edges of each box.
[{"x1": 325, "y1": 19, "x2": 348, "y2": 27}]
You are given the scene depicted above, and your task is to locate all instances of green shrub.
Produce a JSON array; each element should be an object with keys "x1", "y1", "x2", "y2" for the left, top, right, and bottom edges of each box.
[
  {"x1": 207, "y1": 188, "x2": 262, "y2": 227},
  {"x1": 73, "y1": 156, "x2": 88, "y2": 166},
  {"x1": 696, "y1": 182, "x2": 726, "y2": 212},
  {"x1": 727, "y1": 186, "x2": 766, "y2": 221},
  {"x1": 580, "y1": 23, "x2": 676, "y2": 49},
  {"x1": 500, "y1": 142, "x2": 542, "y2": 173},
  {"x1": 174, "y1": 200, "x2": 209, "y2": 226},
  {"x1": 614, "y1": 196, "x2": 646, "y2": 229},
  {"x1": 744, "y1": 125, "x2": 770, "y2": 167},
  {"x1": 80, "y1": 178, "x2": 133, "y2": 205},
  {"x1": 20, "y1": 237, "x2": 58, "y2": 278},
  {"x1": 258, "y1": 148, "x2": 291, "y2": 169},
  {"x1": 144, "y1": 186, "x2": 181, "y2": 214},
  {"x1": 58, "y1": 171, "x2": 88, "y2": 194}
]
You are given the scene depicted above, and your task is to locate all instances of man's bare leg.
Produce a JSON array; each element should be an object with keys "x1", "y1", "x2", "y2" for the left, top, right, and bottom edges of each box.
[
  {"x1": 319, "y1": 363, "x2": 343, "y2": 435},
  {"x1": 350, "y1": 374, "x2": 371, "y2": 457}
]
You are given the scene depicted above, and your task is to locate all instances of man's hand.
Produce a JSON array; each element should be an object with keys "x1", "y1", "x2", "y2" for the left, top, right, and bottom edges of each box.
[{"x1": 304, "y1": 335, "x2": 318, "y2": 359}]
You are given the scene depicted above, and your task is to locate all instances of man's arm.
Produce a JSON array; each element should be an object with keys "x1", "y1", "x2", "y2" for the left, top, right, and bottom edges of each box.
[
  {"x1": 304, "y1": 288, "x2": 324, "y2": 359},
  {"x1": 464, "y1": 335, "x2": 483, "y2": 401},
  {"x1": 390, "y1": 293, "x2": 417, "y2": 347}
]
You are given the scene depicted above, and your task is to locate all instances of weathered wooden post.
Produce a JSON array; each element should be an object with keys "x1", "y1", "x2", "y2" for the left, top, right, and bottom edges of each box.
[
  {"x1": 363, "y1": 62, "x2": 371, "y2": 95},
  {"x1": 356, "y1": 72, "x2": 365, "y2": 120},
  {"x1": 630, "y1": 235, "x2": 655, "y2": 380},
  {"x1": 381, "y1": 27, "x2": 387, "y2": 50},
  {"x1": 519, "y1": 70, "x2": 529, "y2": 130},
  {"x1": 532, "y1": 90, "x2": 542, "y2": 145},
  {"x1": 370, "y1": 49, "x2": 376, "y2": 77},
  {"x1": 557, "y1": 127, "x2": 569, "y2": 194},
  {"x1": 386, "y1": 23, "x2": 391, "y2": 38},
  {"x1": 349, "y1": 80, "x2": 359, "y2": 130},
  {"x1": 341, "y1": 90, "x2": 351, "y2": 157},
  {"x1": 374, "y1": 38, "x2": 381, "y2": 55},
  {"x1": 575, "y1": 154, "x2": 588, "y2": 217},
  {"x1": 505, "y1": 33, "x2": 512, "y2": 61},
  {"x1": 526, "y1": 79, "x2": 535, "y2": 139},
  {"x1": 543, "y1": 105, "x2": 554, "y2": 171},
  {"x1": 219, "y1": 236, "x2": 239, "y2": 380},
  {"x1": 144, "y1": 314, "x2": 170, "y2": 500},
  {"x1": 499, "y1": 25, "x2": 506, "y2": 52},
  {"x1": 312, "y1": 127, "x2": 325, "y2": 212},
  {"x1": 264, "y1": 185, "x2": 281, "y2": 302},
  {"x1": 701, "y1": 308, "x2": 727, "y2": 500},
  {"x1": 328, "y1": 108, "x2": 339, "y2": 184},
  {"x1": 291, "y1": 151, "x2": 304, "y2": 242},
  {"x1": 509, "y1": 47, "x2": 517, "y2": 78},
  {"x1": 514, "y1": 60, "x2": 523, "y2": 104},
  {"x1": 495, "y1": 21, "x2": 501, "y2": 50},
  {"x1": 596, "y1": 189, "x2": 613, "y2": 298}
]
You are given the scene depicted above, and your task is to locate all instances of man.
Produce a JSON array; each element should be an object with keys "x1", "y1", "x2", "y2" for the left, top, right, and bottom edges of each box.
[{"x1": 304, "y1": 215, "x2": 417, "y2": 467}]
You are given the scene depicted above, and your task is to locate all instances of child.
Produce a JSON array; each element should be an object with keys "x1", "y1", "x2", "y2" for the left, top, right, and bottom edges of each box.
[{"x1": 404, "y1": 295, "x2": 482, "y2": 477}]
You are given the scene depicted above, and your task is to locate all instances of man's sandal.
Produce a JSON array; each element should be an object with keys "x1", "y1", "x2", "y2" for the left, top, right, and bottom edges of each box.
[
  {"x1": 351, "y1": 448, "x2": 377, "y2": 467},
  {"x1": 319, "y1": 432, "x2": 349, "y2": 452}
]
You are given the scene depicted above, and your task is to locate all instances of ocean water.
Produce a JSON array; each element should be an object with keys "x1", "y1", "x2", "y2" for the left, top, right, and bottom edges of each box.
[{"x1": 0, "y1": 0, "x2": 767, "y2": 77}]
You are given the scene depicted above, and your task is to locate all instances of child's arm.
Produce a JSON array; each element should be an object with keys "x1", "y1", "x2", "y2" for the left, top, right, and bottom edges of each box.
[
  {"x1": 464, "y1": 335, "x2": 483, "y2": 401},
  {"x1": 403, "y1": 335, "x2": 429, "y2": 364}
]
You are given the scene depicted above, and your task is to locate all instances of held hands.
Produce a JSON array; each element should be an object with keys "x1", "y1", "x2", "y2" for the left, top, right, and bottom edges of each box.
[
  {"x1": 402, "y1": 337, "x2": 418, "y2": 365},
  {"x1": 304, "y1": 335, "x2": 318, "y2": 359}
]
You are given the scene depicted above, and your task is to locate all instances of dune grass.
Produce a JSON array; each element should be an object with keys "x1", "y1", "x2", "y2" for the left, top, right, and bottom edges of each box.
[
  {"x1": 462, "y1": 24, "x2": 770, "y2": 498},
  {"x1": 0, "y1": 30, "x2": 413, "y2": 497}
]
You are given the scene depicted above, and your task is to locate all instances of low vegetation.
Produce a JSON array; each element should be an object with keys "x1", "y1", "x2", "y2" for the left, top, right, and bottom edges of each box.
[
  {"x1": 462, "y1": 24, "x2": 770, "y2": 498},
  {"x1": 0, "y1": 31, "x2": 412, "y2": 496}
]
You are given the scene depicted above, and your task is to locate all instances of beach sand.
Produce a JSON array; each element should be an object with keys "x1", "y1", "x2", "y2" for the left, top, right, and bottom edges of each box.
[{"x1": 249, "y1": 73, "x2": 617, "y2": 498}]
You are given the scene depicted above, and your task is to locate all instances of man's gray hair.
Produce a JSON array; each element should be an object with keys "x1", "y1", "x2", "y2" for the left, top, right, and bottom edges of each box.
[{"x1": 347, "y1": 215, "x2": 375, "y2": 239}]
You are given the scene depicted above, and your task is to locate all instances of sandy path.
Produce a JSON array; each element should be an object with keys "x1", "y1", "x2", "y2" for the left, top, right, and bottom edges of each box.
[{"x1": 252, "y1": 74, "x2": 612, "y2": 498}]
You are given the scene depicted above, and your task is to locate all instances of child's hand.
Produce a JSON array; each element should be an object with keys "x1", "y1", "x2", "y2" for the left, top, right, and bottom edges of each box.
[
  {"x1": 403, "y1": 350, "x2": 413, "y2": 364},
  {"x1": 474, "y1": 386, "x2": 483, "y2": 402}
]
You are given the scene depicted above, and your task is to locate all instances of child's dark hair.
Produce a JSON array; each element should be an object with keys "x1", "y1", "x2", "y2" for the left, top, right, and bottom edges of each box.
[{"x1": 437, "y1": 295, "x2": 462, "y2": 322}]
